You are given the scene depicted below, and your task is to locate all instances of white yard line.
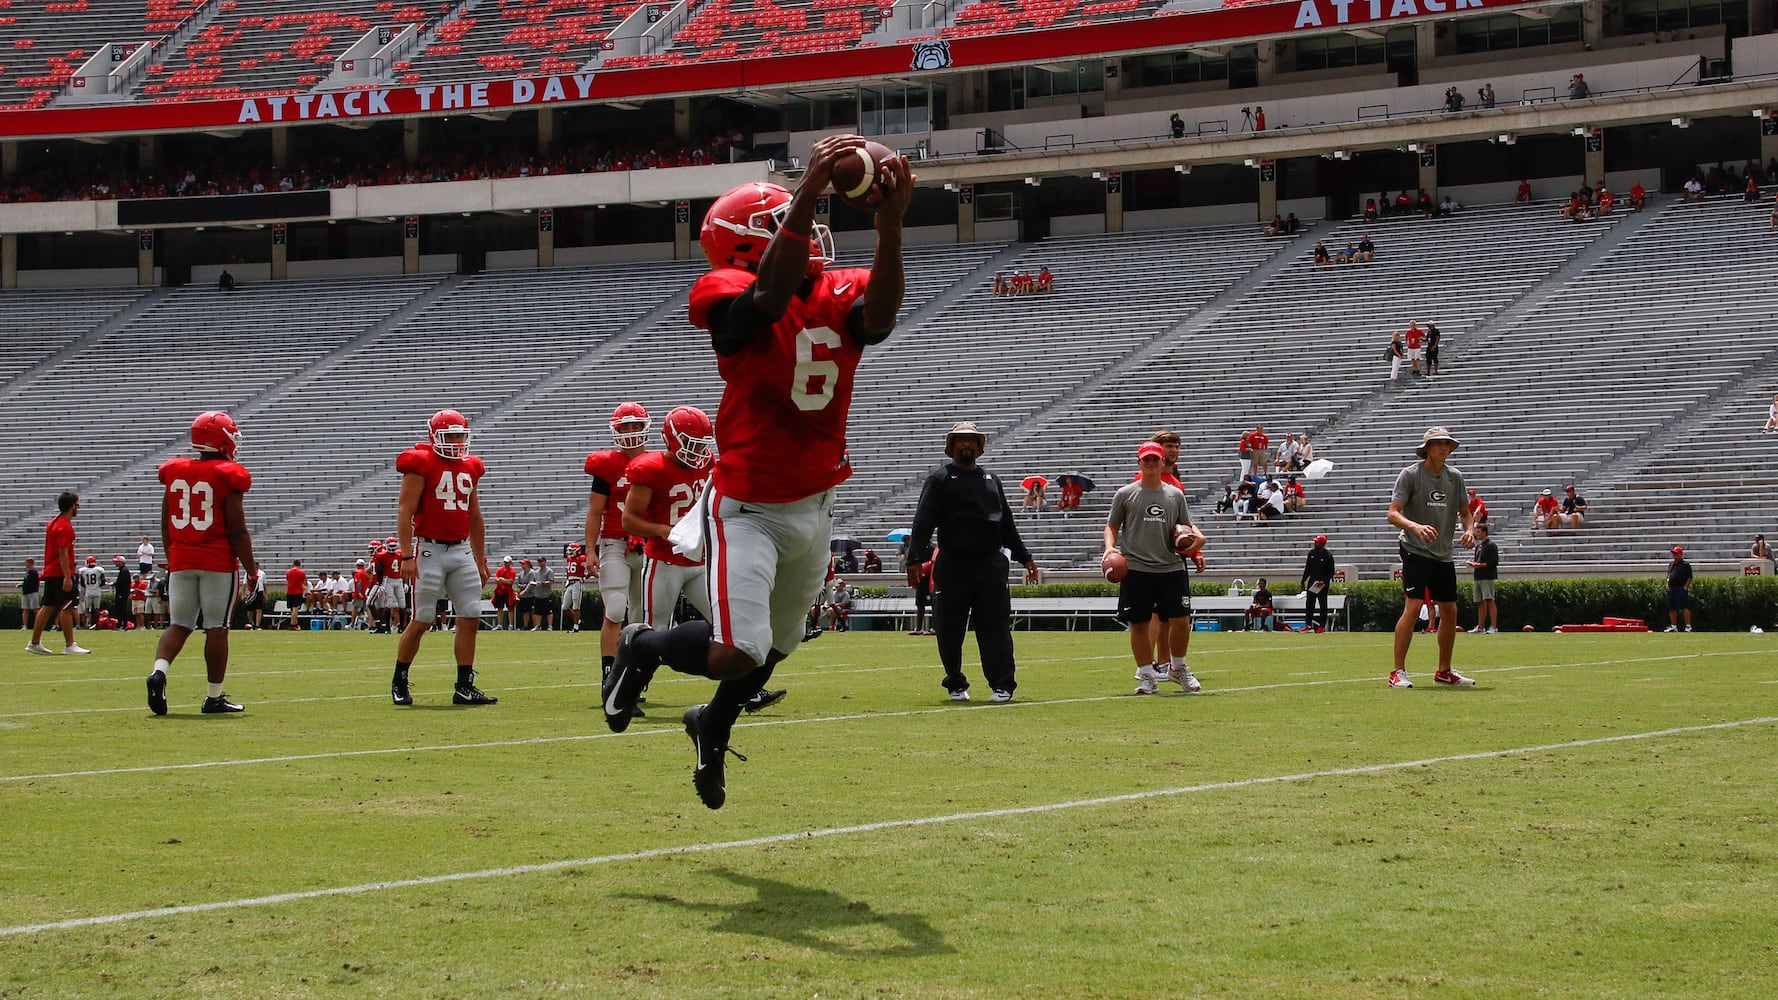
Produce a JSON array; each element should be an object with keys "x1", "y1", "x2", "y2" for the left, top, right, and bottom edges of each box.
[{"x1": 3, "y1": 714, "x2": 1771, "y2": 939}]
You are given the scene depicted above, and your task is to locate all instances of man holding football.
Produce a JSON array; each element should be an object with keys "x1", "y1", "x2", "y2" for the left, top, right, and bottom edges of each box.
[
  {"x1": 390, "y1": 409, "x2": 496, "y2": 707},
  {"x1": 604, "y1": 134, "x2": 912, "y2": 809},
  {"x1": 1105, "y1": 441, "x2": 1204, "y2": 695}
]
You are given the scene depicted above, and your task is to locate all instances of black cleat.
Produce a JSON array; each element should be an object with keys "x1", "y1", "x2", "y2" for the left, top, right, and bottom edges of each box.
[
  {"x1": 803, "y1": 623, "x2": 823, "y2": 642},
  {"x1": 146, "y1": 670, "x2": 168, "y2": 716},
  {"x1": 684, "y1": 704, "x2": 745, "y2": 810},
  {"x1": 453, "y1": 678, "x2": 497, "y2": 705},
  {"x1": 391, "y1": 671, "x2": 412, "y2": 706},
  {"x1": 743, "y1": 689, "x2": 788, "y2": 714},
  {"x1": 200, "y1": 693, "x2": 244, "y2": 714},
  {"x1": 604, "y1": 623, "x2": 657, "y2": 732}
]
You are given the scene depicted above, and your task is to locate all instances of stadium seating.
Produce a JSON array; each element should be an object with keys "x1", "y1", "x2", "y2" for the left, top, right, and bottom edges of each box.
[
  {"x1": 405, "y1": 0, "x2": 639, "y2": 84},
  {"x1": 0, "y1": 0, "x2": 175, "y2": 111},
  {"x1": 646, "y1": 0, "x2": 890, "y2": 65},
  {"x1": 941, "y1": 0, "x2": 1164, "y2": 40}
]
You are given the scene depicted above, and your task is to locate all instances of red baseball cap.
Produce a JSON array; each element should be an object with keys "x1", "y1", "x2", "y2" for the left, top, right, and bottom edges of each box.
[
  {"x1": 1671, "y1": 546, "x2": 1684, "y2": 555},
  {"x1": 1313, "y1": 534, "x2": 1328, "y2": 545},
  {"x1": 1137, "y1": 442, "x2": 1165, "y2": 461}
]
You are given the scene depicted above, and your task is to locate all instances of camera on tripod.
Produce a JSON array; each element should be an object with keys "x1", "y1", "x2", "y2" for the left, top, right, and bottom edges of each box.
[{"x1": 1241, "y1": 107, "x2": 1251, "y2": 114}]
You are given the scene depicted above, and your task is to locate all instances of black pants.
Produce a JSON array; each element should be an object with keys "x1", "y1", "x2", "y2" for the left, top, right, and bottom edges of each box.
[
  {"x1": 112, "y1": 594, "x2": 130, "y2": 626},
  {"x1": 932, "y1": 551, "x2": 1016, "y2": 694},
  {"x1": 1305, "y1": 587, "x2": 1329, "y2": 629}
]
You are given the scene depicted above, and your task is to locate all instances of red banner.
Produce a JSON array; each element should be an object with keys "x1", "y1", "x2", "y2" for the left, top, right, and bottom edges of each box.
[{"x1": 0, "y1": 0, "x2": 1529, "y2": 140}]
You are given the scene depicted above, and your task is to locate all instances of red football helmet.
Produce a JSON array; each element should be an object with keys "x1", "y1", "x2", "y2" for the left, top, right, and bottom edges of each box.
[
  {"x1": 385, "y1": 536, "x2": 399, "y2": 551},
  {"x1": 700, "y1": 182, "x2": 833, "y2": 277},
  {"x1": 610, "y1": 401, "x2": 651, "y2": 450},
  {"x1": 429, "y1": 409, "x2": 472, "y2": 459},
  {"x1": 190, "y1": 410, "x2": 241, "y2": 460},
  {"x1": 565, "y1": 541, "x2": 585, "y2": 559},
  {"x1": 662, "y1": 405, "x2": 716, "y2": 470},
  {"x1": 369, "y1": 539, "x2": 384, "y2": 552}
]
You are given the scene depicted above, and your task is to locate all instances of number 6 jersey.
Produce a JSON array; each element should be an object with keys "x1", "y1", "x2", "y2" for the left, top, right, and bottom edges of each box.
[
  {"x1": 396, "y1": 442, "x2": 486, "y2": 542},
  {"x1": 157, "y1": 455, "x2": 252, "y2": 573},
  {"x1": 688, "y1": 265, "x2": 870, "y2": 504}
]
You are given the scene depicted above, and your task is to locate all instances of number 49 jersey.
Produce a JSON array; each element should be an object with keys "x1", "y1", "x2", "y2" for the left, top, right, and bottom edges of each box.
[
  {"x1": 396, "y1": 442, "x2": 486, "y2": 542},
  {"x1": 623, "y1": 451, "x2": 710, "y2": 567},
  {"x1": 689, "y1": 265, "x2": 870, "y2": 504},
  {"x1": 157, "y1": 455, "x2": 252, "y2": 573}
]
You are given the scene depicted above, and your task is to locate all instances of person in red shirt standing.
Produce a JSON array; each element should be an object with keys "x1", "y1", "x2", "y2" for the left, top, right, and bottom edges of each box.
[
  {"x1": 371, "y1": 538, "x2": 406, "y2": 633},
  {"x1": 606, "y1": 136, "x2": 912, "y2": 810},
  {"x1": 492, "y1": 554, "x2": 519, "y2": 631},
  {"x1": 585, "y1": 401, "x2": 651, "y2": 677},
  {"x1": 146, "y1": 410, "x2": 257, "y2": 715},
  {"x1": 284, "y1": 559, "x2": 307, "y2": 631},
  {"x1": 561, "y1": 545, "x2": 589, "y2": 634},
  {"x1": 1403, "y1": 321, "x2": 1426, "y2": 376},
  {"x1": 391, "y1": 409, "x2": 494, "y2": 707},
  {"x1": 621, "y1": 406, "x2": 716, "y2": 629},
  {"x1": 26, "y1": 491, "x2": 89, "y2": 655}
]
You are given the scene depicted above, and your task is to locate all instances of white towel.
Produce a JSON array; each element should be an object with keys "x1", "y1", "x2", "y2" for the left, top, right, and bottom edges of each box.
[{"x1": 668, "y1": 487, "x2": 710, "y2": 561}]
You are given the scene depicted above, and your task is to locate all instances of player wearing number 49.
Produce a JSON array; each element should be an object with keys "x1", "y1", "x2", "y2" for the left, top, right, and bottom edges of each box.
[
  {"x1": 390, "y1": 409, "x2": 497, "y2": 707},
  {"x1": 603, "y1": 134, "x2": 912, "y2": 810},
  {"x1": 146, "y1": 411, "x2": 258, "y2": 716}
]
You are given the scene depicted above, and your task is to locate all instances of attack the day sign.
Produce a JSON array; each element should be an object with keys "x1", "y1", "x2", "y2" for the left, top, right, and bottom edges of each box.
[{"x1": 0, "y1": 0, "x2": 1535, "y2": 141}]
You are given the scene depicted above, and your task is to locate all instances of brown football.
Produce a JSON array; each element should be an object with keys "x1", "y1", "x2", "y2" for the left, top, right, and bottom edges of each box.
[
  {"x1": 829, "y1": 139, "x2": 899, "y2": 212},
  {"x1": 1102, "y1": 549, "x2": 1129, "y2": 584}
]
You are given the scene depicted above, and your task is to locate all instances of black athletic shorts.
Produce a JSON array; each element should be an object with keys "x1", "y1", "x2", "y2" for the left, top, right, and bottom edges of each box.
[
  {"x1": 1118, "y1": 568, "x2": 1191, "y2": 623},
  {"x1": 40, "y1": 575, "x2": 77, "y2": 611},
  {"x1": 1399, "y1": 547, "x2": 1459, "y2": 604}
]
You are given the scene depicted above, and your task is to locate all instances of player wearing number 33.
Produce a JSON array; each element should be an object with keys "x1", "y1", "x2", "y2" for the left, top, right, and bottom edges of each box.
[
  {"x1": 390, "y1": 409, "x2": 497, "y2": 707},
  {"x1": 604, "y1": 134, "x2": 913, "y2": 810},
  {"x1": 147, "y1": 410, "x2": 259, "y2": 716}
]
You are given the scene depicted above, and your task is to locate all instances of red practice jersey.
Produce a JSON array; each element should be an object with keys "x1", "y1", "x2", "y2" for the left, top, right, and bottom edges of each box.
[
  {"x1": 623, "y1": 450, "x2": 711, "y2": 567},
  {"x1": 42, "y1": 513, "x2": 76, "y2": 577},
  {"x1": 157, "y1": 455, "x2": 252, "y2": 573},
  {"x1": 286, "y1": 565, "x2": 307, "y2": 596},
  {"x1": 352, "y1": 568, "x2": 370, "y2": 599},
  {"x1": 493, "y1": 565, "x2": 517, "y2": 595},
  {"x1": 584, "y1": 448, "x2": 643, "y2": 540},
  {"x1": 396, "y1": 442, "x2": 486, "y2": 542},
  {"x1": 373, "y1": 549, "x2": 401, "y2": 582},
  {"x1": 565, "y1": 555, "x2": 588, "y2": 582},
  {"x1": 689, "y1": 266, "x2": 870, "y2": 503}
]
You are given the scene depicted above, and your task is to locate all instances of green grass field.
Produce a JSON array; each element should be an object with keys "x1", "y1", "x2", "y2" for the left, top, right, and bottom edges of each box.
[{"x1": 3, "y1": 625, "x2": 1774, "y2": 999}]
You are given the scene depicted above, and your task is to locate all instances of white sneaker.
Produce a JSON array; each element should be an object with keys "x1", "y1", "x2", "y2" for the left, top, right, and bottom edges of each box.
[
  {"x1": 1166, "y1": 664, "x2": 1203, "y2": 693},
  {"x1": 64, "y1": 643, "x2": 91, "y2": 655},
  {"x1": 988, "y1": 689, "x2": 1013, "y2": 704},
  {"x1": 1683, "y1": 625, "x2": 1693, "y2": 633},
  {"x1": 1485, "y1": 627, "x2": 1498, "y2": 635},
  {"x1": 1663, "y1": 625, "x2": 1679, "y2": 633},
  {"x1": 1467, "y1": 626, "x2": 1484, "y2": 634},
  {"x1": 1388, "y1": 668, "x2": 1413, "y2": 689},
  {"x1": 949, "y1": 690, "x2": 971, "y2": 702},
  {"x1": 1134, "y1": 664, "x2": 1162, "y2": 695},
  {"x1": 25, "y1": 642, "x2": 53, "y2": 655}
]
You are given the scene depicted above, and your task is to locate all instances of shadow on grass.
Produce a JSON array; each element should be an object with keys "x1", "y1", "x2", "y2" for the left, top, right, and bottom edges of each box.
[{"x1": 622, "y1": 867, "x2": 955, "y2": 957}]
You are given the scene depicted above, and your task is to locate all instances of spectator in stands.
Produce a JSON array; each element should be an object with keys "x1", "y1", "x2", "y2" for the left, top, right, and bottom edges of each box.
[
  {"x1": 1313, "y1": 241, "x2": 1331, "y2": 265},
  {"x1": 1057, "y1": 476, "x2": 1084, "y2": 515},
  {"x1": 1387, "y1": 329, "x2": 1406, "y2": 386},
  {"x1": 217, "y1": 270, "x2": 238, "y2": 292},
  {"x1": 1467, "y1": 523, "x2": 1500, "y2": 634},
  {"x1": 1578, "y1": 181, "x2": 1594, "y2": 206},
  {"x1": 1568, "y1": 73, "x2": 1589, "y2": 99},
  {"x1": 1403, "y1": 321, "x2": 1426, "y2": 376},
  {"x1": 20, "y1": 558, "x2": 40, "y2": 631},
  {"x1": 1273, "y1": 432, "x2": 1299, "y2": 474},
  {"x1": 1283, "y1": 213, "x2": 1300, "y2": 235},
  {"x1": 1240, "y1": 424, "x2": 1270, "y2": 478},
  {"x1": 1283, "y1": 475, "x2": 1306, "y2": 512},
  {"x1": 1765, "y1": 393, "x2": 1778, "y2": 432},
  {"x1": 1170, "y1": 113, "x2": 1186, "y2": 139},
  {"x1": 1036, "y1": 266, "x2": 1054, "y2": 293},
  {"x1": 1534, "y1": 488, "x2": 1561, "y2": 530},
  {"x1": 1467, "y1": 488, "x2": 1489, "y2": 525},
  {"x1": 1561, "y1": 192, "x2": 1589, "y2": 222},
  {"x1": 1479, "y1": 83, "x2": 1496, "y2": 109},
  {"x1": 1355, "y1": 234, "x2": 1376, "y2": 262},
  {"x1": 1664, "y1": 546, "x2": 1693, "y2": 632},
  {"x1": 1363, "y1": 198, "x2": 1379, "y2": 223},
  {"x1": 1301, "y1": 535, "x2": 1335, "y2": 632},
  {"x1": 1255, "y1": 479, "x2": 1288, "y2": 521},
  {"x1": 1261, "y1": 214, "x2": 1287, "y2": 237},
  {"x1": 1214, "y1": 483, "x2": 1236, "y2": 515},
  {"x1": 1416, "y1": 189, "x2": 1436, "y2": 218},
  {"x1": 1424, "y1": 323, "x2": 1442, "y2": 377},
  {"x1": 1682, "y1": 176, "x2": 1704, "y2": 202},
  {"x1": 861, "y1": 549, "x2": 882, "y2": 574},
  {"x1": 284, "y1": 559, "x2": 307, "y2": 631},
  {"x1": 823, "y1": 578, "x2": 852, "y2": 632},
  {"x1": 1109, "y1": 441, "x2": 1204, "y2": 695},
  {"x1": 1386, "y1": 426, "x2": 1477, "y2": 689},
  {"x1": 1514, "y1": 179, "x2": 1534, "y2": 205},
  {"x1": 1597, "y1": 186, "x2": 1615, "y2": 215},
  {"x1": 1438, "y1": 193, "x2": 1461, "y2": 217},
  {"x1": 1336, "y1": 240, "x2": 1358, "y2": 264},
  {"x1": 1394, "y1": 190, "x2": 1413, "y2": 215},
  {"x1": 1236, "y1": 476, "x2": 1259, "y2": 518},
  {"x1": 1751, "y1": 534, "x2": 1771, "y2": 560},
  {"x1": 909, "y1": 422, "x2": 1039, "y2": 703},
  {"x1": 1629, "y1": 181, "x2": 1647, "y2": 211},
  {"x1": 1244, "y1": 578, "x2": 1276, "y2": 631},
  {"x1": 1021, "y1": 478, "x2": 1046, "y2": 514},
  {"x1": 1293, "y1": 433, "x2": 1313, "y2": 470},
  {"x1": 1558, "y1": 484, "x2": 1588, "y2": 528},
  {"x1": 1770, "y1": 193, "x2": 1778, "y2": 229}
]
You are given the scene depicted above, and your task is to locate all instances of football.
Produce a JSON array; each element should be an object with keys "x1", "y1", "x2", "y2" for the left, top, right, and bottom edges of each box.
[
  {"x1": 1101, "y1": 549, "x2": 1128, "y2": 583},
  {"x1": 829, "y1": 139, "x2": 898, "y2": 212},
  {"x1": 1172, "y1": 524, "x2": 1198, "y2": 555},
  {"x1": 1522, "y1": 624, "x2": 1535, "y2": 632}
]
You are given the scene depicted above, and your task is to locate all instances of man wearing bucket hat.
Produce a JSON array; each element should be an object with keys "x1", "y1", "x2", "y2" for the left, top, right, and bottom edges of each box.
[
  {"x1": 909, "y1": 421, "x2": 1040, "y2": 703},
  {"x1": 1386, "y1": 427, "x2": 1477, "y2": 688}
]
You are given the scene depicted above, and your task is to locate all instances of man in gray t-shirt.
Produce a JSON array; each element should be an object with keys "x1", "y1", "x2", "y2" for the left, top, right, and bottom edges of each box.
[
  {"x1": 534, "y1": 558, "x2": 557, "y2": 631},
  {"x1": 1105, "y1": 441, "x2": 1206, "y2": 695},
  {"x1": 1386, "y1": 427, "x2": 1477, "y2": 689}
]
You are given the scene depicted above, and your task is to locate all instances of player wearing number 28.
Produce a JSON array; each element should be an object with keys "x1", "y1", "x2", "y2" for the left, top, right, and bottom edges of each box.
[
  {"x1": 146, "y1": 411, "x2": 259, "y2": 716},
  {"x1": 604, "y1": 134, "x2": 913, "y2": 810},
  {"x1": 390, "y1": 409, "x2": 496, "y2": 707},
  {"x1": 622, "y1": 405, "x2": 717, "y2": 628}
]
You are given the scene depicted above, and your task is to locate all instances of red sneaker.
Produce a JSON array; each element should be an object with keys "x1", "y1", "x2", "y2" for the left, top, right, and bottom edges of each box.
[
  {"x1": 1388, "y1": 669, "x2": 1413, "y2": 689},
  {"x1": 1433, "y1": 669, "x2": 1475, "y2": 686}
]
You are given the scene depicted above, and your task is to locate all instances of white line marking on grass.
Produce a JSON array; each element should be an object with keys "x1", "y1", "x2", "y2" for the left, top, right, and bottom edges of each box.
[
  {"x1": 4, "y1": 715, "x2": 1772, "y2": 939},
  {"x1": 6, "y1": 650, "x2": 1769, "y2": 781},
  {"x1": 1289, "y1": 671, "x2": 1330, "y2": 676}
]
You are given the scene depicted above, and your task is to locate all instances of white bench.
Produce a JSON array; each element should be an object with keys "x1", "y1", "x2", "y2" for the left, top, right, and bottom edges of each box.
[{"x1": 848, "y1": 593, "x2": 1346, "y2": 631}]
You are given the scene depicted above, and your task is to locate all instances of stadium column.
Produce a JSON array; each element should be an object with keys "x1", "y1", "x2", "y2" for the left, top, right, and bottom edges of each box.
[
  {"x1": 1414, "y1": 21, "x2": 1436, "y2": 72},
  {"x1": 137, "y1": 231, "x2": 155, "y2": 286},
  {"x1": 404, "y1": 119, "x2": 421, "y2": 163},
  {"x1": 1581, "y1": 0, "x2": 1605, "y2": 49},
  {"x1": 1, "y1": 139, "x2": 14, "y2": 181},
  {"x1": 1104, "y1": 172, "x2": 1124, "y2": 233},
  {"x1": 271, "y1": 126, "x2": 288, "y2": 169},
  {"x1": 1255, "y1": 40, "x2": 1276, "y2": 87},
  {"x1": 537, "y1": 208, "x2": 555, "y2": 268},
  {"x1": 956, "y1": 185, "x2": 976, "y2": 243},
  {"x1": 1258, "y1": 166, "x2": 1277, "y2": 224},
  {"x1": 1584, "y1": 132, "x2": 1605, "y2": 187},
  {"x1": 1, "y1": 232, "x2": 15, "y2": 290},
  {"x1": 1764, "y1": 123, "x2": 1778, "y2": 172},
  {"x1": 537, "y1": 108, "x2": 555, "y2": 154}
]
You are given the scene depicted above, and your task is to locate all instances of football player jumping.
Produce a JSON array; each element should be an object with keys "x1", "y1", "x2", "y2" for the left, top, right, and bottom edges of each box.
[
  {"x1": 604, "y1": 134, "x2": 913, "y2": 809},
  {"x1": 390, "y1": 409, "x2": 496, "y2": 707}
]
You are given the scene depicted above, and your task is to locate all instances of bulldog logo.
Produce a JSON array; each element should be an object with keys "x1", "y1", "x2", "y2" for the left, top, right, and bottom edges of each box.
[{"x1": 911, "y1": 39, "x2": 951, "y2": 71}]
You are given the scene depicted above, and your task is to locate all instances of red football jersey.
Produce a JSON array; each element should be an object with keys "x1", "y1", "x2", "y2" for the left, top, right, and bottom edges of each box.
[
  {"x1": 623, "y1": 450, "x2": 711, "y2": 566},
  {"x1": 42, "y1": 513, "x2": 76, "y2": 576},
  {"x1": 396, "y1": 443, "x2": 486, "y2": 542},
  {"x1": 689, "y1": 266, "x2": 870, "y2": 503},
  {"x1": 493, "y1": 565, "x2": 517, "y2": 595},
  {"x1": 584, "y1": 448, "x2": 643, "y2": 540},
  {"x1": 157, "y1": 455, "x2": 252, "y2": 573},
  {"x1": 565, "y1": 555, "x2": 588, "y2": 582},
  {"x1": 352, "y1": 567, "x2": 370, "y2": 599}
]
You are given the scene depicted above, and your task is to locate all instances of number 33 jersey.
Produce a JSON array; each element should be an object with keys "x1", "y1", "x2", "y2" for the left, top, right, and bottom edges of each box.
[
  {"x1": 396, "y1": 443, "x2": 486, "y2": 543},
  {"x1": 157, "y1": 456, "x2": 252, "y2": 572},
  {"x1": 689, "y1": 266, "x2": 871, "y2": 504}
]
